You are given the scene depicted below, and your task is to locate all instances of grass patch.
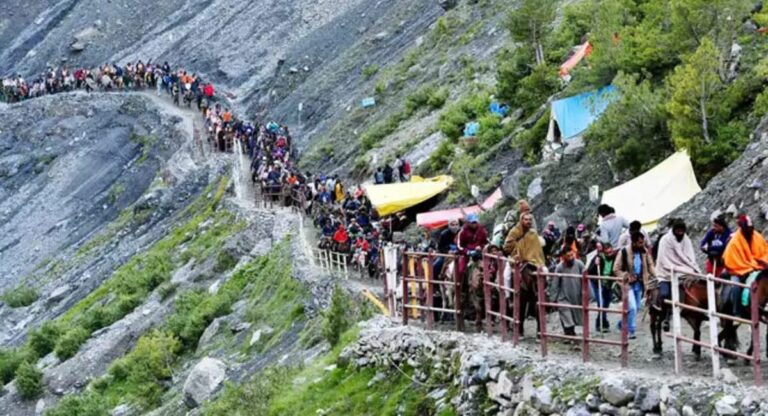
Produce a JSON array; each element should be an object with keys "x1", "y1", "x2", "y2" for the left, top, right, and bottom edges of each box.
[
  {"x1": 210, "y1": 327, "x2": 453, "y2": 416},
  {"x1": 107, "y1": 182, "x2": 126, "y2": 205},
  {"x1": 2, "y1": 286, "x2": 39, "y2": 308},
  {"x1": 130, "y1": 134, "x2": 159, "y2": 165},
  {"x1": 45, "y1": 239, "x2": 301, "y2": 413},
  {"x1": 15, "y1": 361, "x2": 43, "y2": 400},
  {"x1": 321, "y1": 286, "x2": 351, "y2": 347},
  {"x1": 245, "y1": 241, "x2": 307, "y2": 351},
  {"x1": 362, "y1": 64, "x2": 380, "y2": 79},
  {"x1": 0, "y1": 178, "x2": 236, "y2": 387}
]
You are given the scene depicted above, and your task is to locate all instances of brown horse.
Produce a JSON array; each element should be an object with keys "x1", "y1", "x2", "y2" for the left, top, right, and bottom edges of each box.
[
  {"x1": 652, "y1": 279, "x2": 720, "y2": 359},
  {"x1": 720, "y1": 270, "x2": 768, "y2": 361},
  {"x1": 677, "y1": 271, "x2": 768, "y2": 361}
]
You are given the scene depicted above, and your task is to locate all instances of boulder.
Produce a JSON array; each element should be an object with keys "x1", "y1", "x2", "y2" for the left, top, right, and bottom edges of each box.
[
  {"x1": 636, "y1": 386, "x2": 660, "y2": 412},
  {"x1": 565, "y1": 404, "x2": 590, "y2": 416},
  {"x1": 69, "y1": 42, "x2": 86, "y2": 52},
  {"x1": 250, "y1": 326, "x2": 274, "y2": 346},
  {"x1": 47, "y1": 284, "x2": 71, "y2": 303},
  {"x1": 599, "y1": 378, "x2": 635, "y2": 406},
  {"x1": 715, "y1": 396, "x2": 738, "y2": 416},
  {"x1": 526, "y1": 177, "x2": 543, "y2": 200},
  {"x1": 437, "y1": 0, "x2": 458, "y2": 10},
  {"x1": 183, "y1": 357, "x2": 227, "y2": 408},
  {"x1": 531, "y1": 385, "x2": 555, "y2": 414}
]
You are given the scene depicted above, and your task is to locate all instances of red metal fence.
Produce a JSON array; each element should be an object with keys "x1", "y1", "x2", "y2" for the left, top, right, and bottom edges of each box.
[
  {"x1": 666, "y1": 268, "x2": 762, "y2": 385},
  {"x1": 401, "y1": 252, "x2": 464, "y2": 331},
  {"x1": 482, "y1": 253, "x2": 520, "y2": 344},
  {"x1": 399, "y1": 252, "x2": 630, "y2": 367},
  {"x1": 536, "y1": 268, "x2": 629, "y2": 367}
]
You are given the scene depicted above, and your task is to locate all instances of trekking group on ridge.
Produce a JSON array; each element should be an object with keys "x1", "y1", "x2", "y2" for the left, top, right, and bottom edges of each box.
[{"x1": 6, "y1": 61, "x2": 768, "y2": 364}]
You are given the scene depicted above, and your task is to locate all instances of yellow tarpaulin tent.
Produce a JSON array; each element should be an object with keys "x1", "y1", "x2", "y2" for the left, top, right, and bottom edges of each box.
[
  {"x1": 365, "y1": 175, "x2": 454, "y2": 217},
  {"x1": 601, "y1": 151, "x2": 701, "y2": 230}
]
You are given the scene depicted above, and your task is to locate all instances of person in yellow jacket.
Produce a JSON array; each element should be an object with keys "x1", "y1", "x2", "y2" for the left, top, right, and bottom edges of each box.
[{"x1": 334, "y1": 180, "x2": 344, "y2": 203}]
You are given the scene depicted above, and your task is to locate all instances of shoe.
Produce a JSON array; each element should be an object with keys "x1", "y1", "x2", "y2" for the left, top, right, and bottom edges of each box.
[{"x1": 629, "y1": 333, "x2": 637, "y2": 340}]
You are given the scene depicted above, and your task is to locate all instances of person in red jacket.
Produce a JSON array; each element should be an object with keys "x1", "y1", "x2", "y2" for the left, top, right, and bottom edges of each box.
[
  {"x1": 203, "y1": 83, "x2": 214, "y2": 98},
  {"x1": 333, "y1": 223, "x2": 350, "y2": 252},
  {"x1": 456, "y1": 213, "x2": 488, "y2": 278}
]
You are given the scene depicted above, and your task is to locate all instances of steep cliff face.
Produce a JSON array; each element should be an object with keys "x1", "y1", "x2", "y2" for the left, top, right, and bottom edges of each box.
[{"x1": 668, "y1": 116, "x2": 768, "y2": 236}]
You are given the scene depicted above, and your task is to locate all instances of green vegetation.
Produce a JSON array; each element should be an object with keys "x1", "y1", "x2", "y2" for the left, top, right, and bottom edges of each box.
[
  {"x1": 55, "y1": 327, "x2": 90, "y2": 360},
  {"x1": 2, "y1": 286, "x2": 39, "y2": 308},
  {"x1": 362, "y1": 64, "x2": 380, "y2": 79},
  {"x1": 44, "y1": 239, "x2": 303, "y2": 414},
  {"x1": 205, "y1": 328, "x2": 456, "y2": 416},
  {"x1": 0, "y1": 178, "x2": 236, "y2": 388},
  {"x1": 245, "y1": 242, "x2": 307, "y2": 351},
  {"x1": 491, "y1": 0, "x2": 768, "y2": 180},
  {"x1": 107, "y1": 182, "x2": 126, "y2": 205},
  {"x1": 360, "y1": 112, "x2": 405, "y2": 151},
  {"x1": 16, "y1": 361, "x2": 44, "y2": 400},
  {"x1": 28, "y1": 321, "x2": 61, "y2": 358},
  {"x1": 405, "y1": 84, "x2": 449, "y2": 116},
  {"x1": 214, "y1": 250, "x2": 237, "y2": 274},
  {"x1": 130, "y1": 134, "x2": 159, "y2": 164},
  {"x1": 321, "y1": 286, "x2": 351, "y2": 347}
]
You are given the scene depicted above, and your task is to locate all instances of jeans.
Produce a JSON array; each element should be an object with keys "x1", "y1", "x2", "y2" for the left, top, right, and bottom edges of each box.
[
  {"x1": 590, "y1": 280, "x2": 611, "y2": 330},
  {"x1": 625, "y1": 282, "x2": 643, "y2": 335}
]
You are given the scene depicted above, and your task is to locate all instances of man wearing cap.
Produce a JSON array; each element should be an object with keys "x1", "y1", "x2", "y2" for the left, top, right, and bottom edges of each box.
[
  {"x1": 723, "y1": 215, "x2": 768, "y2": 315},
  {"x1": 456, "y1": 213, "x2": 489, "y2": 279}
]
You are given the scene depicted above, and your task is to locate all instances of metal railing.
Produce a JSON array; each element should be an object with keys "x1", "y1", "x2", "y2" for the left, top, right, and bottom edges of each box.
[
  {"x1": 401, "y1": 252, "x2": 464, "y2": 331},
  {"x1": 482, "y1": 253, "x2": 521, "y2": 344},
  {"x1": 665, "y1": 268, "x2": 762, "y2": 385},
  {"x1": 536, "y1": 268, "x2": 630, "y2": 367}
]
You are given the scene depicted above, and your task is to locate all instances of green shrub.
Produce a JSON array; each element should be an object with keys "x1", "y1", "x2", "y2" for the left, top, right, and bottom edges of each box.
[
  {"x1": 514, "y1": 109, "x2": 550, "y2": 163},
  {"x1": 360, "y1": 112, "x2": 404, "y2": 151},
  {"x1": 756, "y1": 89, "x2": 768, "y2": 117},
  {"x1": 28, "y1": 321, "x2": 62, "y2": 358},
  {"x1": 2, "y1": 286, "x2": 39, "y2": 308},
  {"x1": 157, "y1": 282, "x2": 178, "y2": 300},
  {"x1": 107, "y1": 330, "x2": 181, "y2": 408},
  {"x1": 15, "y1": 361, "x2": 43, "y2": 400},
  {"x1": 424, "y1": 140, "x2": 456, "y2": 174},
  {"x1": 513, "y1": 63, "x2": 559, "y2": 114},
  {"x1": 54, "y1": 326, "x2": 90, "y2": 361},
  {"x1": 437, "y1": 93, "x2": 491, "y2": 141},
  {"x1": 362, "y1": 64, "x2": 379, "y2": 79},
  {"x1": 214, "y1": 250, "x2": 237, "y2": 273},
  {"x1": 0, "y1": 349, "x2": 26, "y2": 384},
  {"x1": 405, "y1": 85, "x2": 449, "y2": 116},
  {"x1": 44, "y1": 393, "x2": 108, "y2": 416},
  {"x1": 322, "y1": 286, "x2": 350, "y2": 347}
]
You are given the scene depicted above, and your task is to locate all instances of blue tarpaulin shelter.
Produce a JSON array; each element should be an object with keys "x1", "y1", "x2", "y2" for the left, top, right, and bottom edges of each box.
[{"x1": 546, "y1": 85, "x2": 617, "y2": 143}]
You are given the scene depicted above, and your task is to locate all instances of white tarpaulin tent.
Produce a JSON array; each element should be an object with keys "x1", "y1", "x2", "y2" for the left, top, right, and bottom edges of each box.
[{"x1": 601, "y1": 151, "x2": 701, "y2": 230}]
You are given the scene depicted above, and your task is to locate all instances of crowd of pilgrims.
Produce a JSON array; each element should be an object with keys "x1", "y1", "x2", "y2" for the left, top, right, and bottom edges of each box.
[{"x1": 7, "y1": 61, "x2": 768, "y2": 353}]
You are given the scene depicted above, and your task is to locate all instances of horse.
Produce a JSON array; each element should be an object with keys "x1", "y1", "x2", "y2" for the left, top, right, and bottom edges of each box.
[
  {"x1": 719, "y1": 269, "x2": 768, "y2": 361},
  {"x1": 514, "y1": 263, "x2": 540, "y2": 338}
]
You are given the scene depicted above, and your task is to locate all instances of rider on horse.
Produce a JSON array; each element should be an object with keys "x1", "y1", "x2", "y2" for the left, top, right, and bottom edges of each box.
[
  {"x1": 503, "y1": 212, "x2": 546, "y2": 337},
  {"x1": 722, "y1": 215, "x2": 768, "y2": 316},
  {"x1": 655, "y1": 220, "x2": 700, "y2": 330}
]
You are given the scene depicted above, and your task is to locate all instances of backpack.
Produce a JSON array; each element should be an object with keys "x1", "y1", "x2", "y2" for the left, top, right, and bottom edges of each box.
[{"x1": 403, "y1": 160, "x2": 411, "y2": 175}]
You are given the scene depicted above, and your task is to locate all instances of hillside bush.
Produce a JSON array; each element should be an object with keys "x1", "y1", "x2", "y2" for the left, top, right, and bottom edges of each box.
[
  {"x1": 2, "y1": 286, "x2": 39, "y2": 308},
  {"x1": 44, "y1": 393, "x2": 108, "y2": 416},
  {"x1": 322, "y1": 286, "x2": 350, "y2": 347},
  {"x1": 55, "y1": 326, "x2": 90, "y2": 360},
  {"x1": 0, "y1": 349, "x2": 27, "y2": 384},
  {"x1": 15, "y1": 361, "x2": 43, "y2": 399},
  {"x1": 437, "y1": 93, "x2": 490, "y2": 141},
  {"x1": 28, "y1": 321, "x2": 62, "y2": 358}
]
